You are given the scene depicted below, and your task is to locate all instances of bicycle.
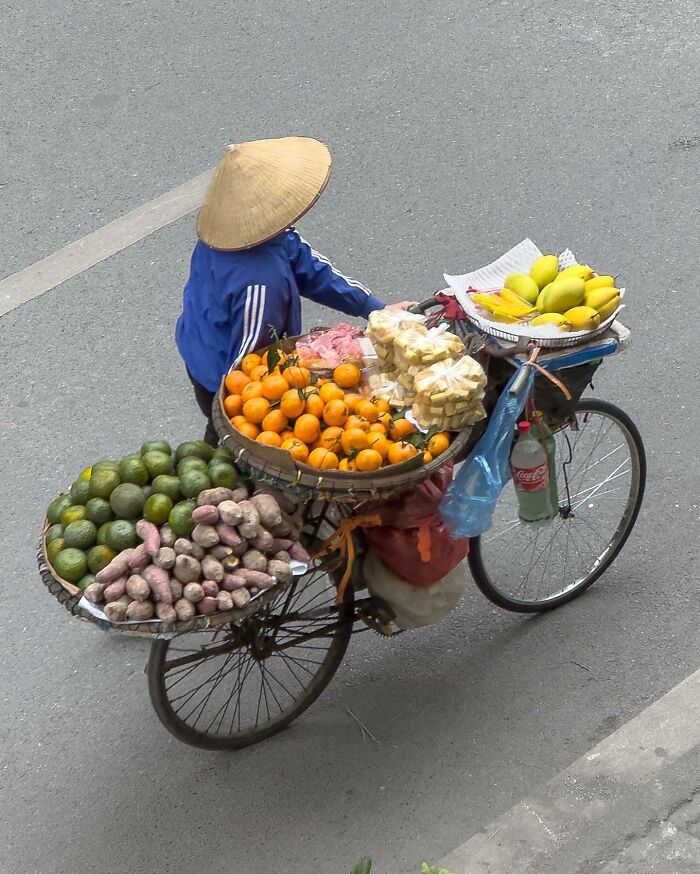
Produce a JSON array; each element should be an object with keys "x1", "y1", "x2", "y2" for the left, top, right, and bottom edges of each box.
[{"x1": 144, "y1": 293, "x2": 645, "y2": 749}]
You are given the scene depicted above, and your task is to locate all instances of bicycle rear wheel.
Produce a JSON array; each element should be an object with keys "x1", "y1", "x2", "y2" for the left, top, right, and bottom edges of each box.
[{"x1": 469, "y1": 398, "x2": 645, "y2": 612}]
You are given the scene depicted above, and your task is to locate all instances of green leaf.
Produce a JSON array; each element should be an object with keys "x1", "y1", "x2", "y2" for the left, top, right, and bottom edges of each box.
[
  {"x1": 421, "y1": 865, "x2": 457, "y2": 874},
  {"x1": 351, "y1": 860, "x2": 372, "y2": 874},
  {"x1": 266, "y1": 342, "x2": 282, "y2": 374}
]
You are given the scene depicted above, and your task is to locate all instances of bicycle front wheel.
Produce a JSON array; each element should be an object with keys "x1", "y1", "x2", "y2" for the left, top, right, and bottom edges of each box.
[{"x1": 469, "y1": 398, "x2": 645, "y2": 612}]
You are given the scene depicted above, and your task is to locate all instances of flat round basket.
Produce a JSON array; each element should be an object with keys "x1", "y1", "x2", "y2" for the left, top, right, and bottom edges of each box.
[
  {"x1": 212, "y1": 380, "x2": 474, "y2": 502},
  {"x1": 37, "y1": 529, "x2": 289, "y2": 638}
]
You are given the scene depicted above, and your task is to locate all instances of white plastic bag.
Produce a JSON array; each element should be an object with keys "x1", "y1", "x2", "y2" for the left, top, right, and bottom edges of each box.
[{"x1": 365, "y1": 549, "x2": 467, "y2": 629}]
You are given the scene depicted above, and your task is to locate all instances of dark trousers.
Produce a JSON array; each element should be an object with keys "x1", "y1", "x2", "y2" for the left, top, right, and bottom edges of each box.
[{"x1": 187, "y1": 371, "x2": 219, "y2": 447}]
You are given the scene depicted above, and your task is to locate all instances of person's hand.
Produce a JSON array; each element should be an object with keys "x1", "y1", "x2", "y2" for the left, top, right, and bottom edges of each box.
[{"x1": 384, "y1": 300, "x2": 419, "y2": 311}]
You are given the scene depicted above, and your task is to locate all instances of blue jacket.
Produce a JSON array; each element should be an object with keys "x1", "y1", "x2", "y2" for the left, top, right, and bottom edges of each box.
[{"x1": 176, "y1": 229, "x2": 385, "y2": 391}]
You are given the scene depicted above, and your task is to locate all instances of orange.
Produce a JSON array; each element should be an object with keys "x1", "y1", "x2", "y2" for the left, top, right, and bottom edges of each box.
[
  {"x1": 377, "y1": 411, "x2": 393, "y2": 430},
  {"x1": 236, "y1": 421, "x2": 260, "y2": 440},
  {"x1": 344, "y1": 393, "x2": 363, "y2": 413},
  {"x1": 262, "y1": 349, "x2": 287, "y2": 368},
  {"x1": 262, "y1": 409, "x2": 289, "y2": 433},
  {"x1": 279, "y1": 389, "x2": 306, "y2": 419},
  {"x1": 256, "y1": 430, "x2": 283, "y2": 447},
  {"x1": 304, "y1": 393, "x2": 325, "y2": 418},
  {"x1": 355, "y1": 400, "x2": 379, "y2": 423},
  {"x1": 318, "y1": 381, "x2": 345, "y2": 404},
  {"x1": 338, "y1": 457, "x2": 356, "y2": 472},
  {"x1": 345, "y1": 415, "x2": 370, "y2": 433},
  {"x1": 223, "y1": 394, "x2": 242, "y2": 417},
  {"x1": 241, "y1": 381, "x2": 264, "y2": 403},
  {"x1": 427, "y1": 432, "x2": 450, "y2": 456},
  {"x1": 241, "y1": 353, "x2": 262, "y2": 376},
  {"x1": 261, "y1": 372, "x2": 289, "y2": 402},
  {"x1": 374, "y1": 398, "x2": 391, "y2": 414},
  {"x1": 355, "y1": 448, "x2": 383, "y2": 471},
  {"x1": 340, "y1": 427, "x2": 369, "y2": 455},
  {"x1": 367, "y1": 432, "x2": 391, "y2": 459},
  {"x1": 423, "y1": 451, "x2": 434, "y2": 464},
  {"x1": 242, "y1": 397, "x2": 271, "y2": 424},
  {"x1": 250, "y1": 364, "x2": 269, "y2": 382},
  {"x1": 231, "y1": 414, "x2": 248, "y2": 429},
  {"x1": 225, "y1": 370, "x2": 251, "y2": 395},
  {"x1": 387, "y1": 440, "x2": 418, "y2": 465},
  {"x1": 389, "y1": 417, "x2": 416, "y2": 441},
  {"x1": 294, "y1": 413, "x2": 321, "y2": 445},
  {"x1": 284, "y1": 365, "x2": 312, "y2": 389},
  {"x1": 281, "y1": 437, "x2": 309, "y2": 462},
  {"x1": 307, "y1": 447, "x2": 339, "y2": 470},
  {"x1": 333, "y1": 362, "x2": 362, "y2": 389},
  {"x1": 319, "y1": 426, "x2": 344, "y2": 453},
  {"x1": 323, "y1": 399, "x2": 349, "y2": 427},
  {"x1": 369, "y1": 422, "x2": 387, "y2": 435}
]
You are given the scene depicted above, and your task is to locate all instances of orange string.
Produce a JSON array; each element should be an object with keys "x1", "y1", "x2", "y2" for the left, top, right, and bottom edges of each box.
[
  {"x1": 417, "y1": 521, "x2": 432, "y2": 563},
  {"x1": 314, "y1": 514, "x2": 382, "y2": 603}
]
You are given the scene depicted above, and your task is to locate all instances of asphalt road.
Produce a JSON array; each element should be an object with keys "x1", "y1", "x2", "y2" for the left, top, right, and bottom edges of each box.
[{"x1": 2, "y1": 1, "x2": 699, "y2": 872}]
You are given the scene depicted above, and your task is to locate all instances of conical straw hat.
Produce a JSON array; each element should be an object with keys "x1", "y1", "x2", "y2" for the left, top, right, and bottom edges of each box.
[{"x1": 197, "y1": 136, "x2": 332, "y2": 250}]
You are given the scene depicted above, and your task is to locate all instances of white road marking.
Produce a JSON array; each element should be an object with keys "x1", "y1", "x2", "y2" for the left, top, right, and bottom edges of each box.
[
  {"x1": 437, "y1": 666, "x2": 700, "y2": 872},
  {"x1": 0, "y1": 170, "x2": 213, "y2": 318}
]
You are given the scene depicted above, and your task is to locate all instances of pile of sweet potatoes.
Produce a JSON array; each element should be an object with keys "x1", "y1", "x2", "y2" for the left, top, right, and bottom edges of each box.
[{"x1": 82, "y1": 484, "x2": 309, "y2": 624}]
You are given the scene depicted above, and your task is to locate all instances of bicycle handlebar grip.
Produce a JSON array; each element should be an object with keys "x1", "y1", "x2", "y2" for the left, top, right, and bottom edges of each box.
[
  {"x1": 509, "y1": 366, "x2": 530, "y2": 396},
  {"x1": 409, "y1": 298, "x2": 438, "y2": 315}
]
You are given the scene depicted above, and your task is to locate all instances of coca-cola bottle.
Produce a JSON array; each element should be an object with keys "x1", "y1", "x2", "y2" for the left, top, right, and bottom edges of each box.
[
  {"x1": 531, "y1": 410, "x2": 559, "y2": 517},
  {"x1": 510, "y1": 421, "x2": 555, "y2": 525}
]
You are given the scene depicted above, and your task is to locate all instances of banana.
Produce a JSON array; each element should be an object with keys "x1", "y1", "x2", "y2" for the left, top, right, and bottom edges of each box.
[
  {"x1": 563, "y1": 306, "x2": 601, "y2": 331},
  {"x1": 557, "y1": 264, "x2": 594, "y2": 281},
  {"x1": 584, "y1": 287, "x2": 619, "y2": 311},
  {"x1": 531, "y1": 313, "x2": 572, "y2": 331},
  {"x1": 585, "y1": 275, "x2": 616, "y2": 292}
]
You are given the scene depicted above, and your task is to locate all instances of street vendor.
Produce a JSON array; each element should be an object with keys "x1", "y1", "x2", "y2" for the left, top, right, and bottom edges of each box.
[{"x1": 177, "y1": 135, "x2": 414, "y2": 445}]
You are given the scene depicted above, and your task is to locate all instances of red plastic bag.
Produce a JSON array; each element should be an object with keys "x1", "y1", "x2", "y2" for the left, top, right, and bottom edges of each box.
[{"x1": 360, "y1": 465, "x2": 469, "y2": 587}]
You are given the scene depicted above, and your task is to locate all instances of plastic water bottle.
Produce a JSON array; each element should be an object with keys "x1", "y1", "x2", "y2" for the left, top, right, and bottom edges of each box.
[
  {"x1": 510, "y1": 421, "x2": 555, "y2": 525},
  {"x1": 531, "y1": 410, "x2": 559, "y2": 516}
]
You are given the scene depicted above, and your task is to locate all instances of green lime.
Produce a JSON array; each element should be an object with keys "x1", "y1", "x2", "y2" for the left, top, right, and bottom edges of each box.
[
  {"x1": 208, "y1": 462, "x2": 238, "y2": 489},
  {"x1": 177, "y1": 457, "x2": 209, "y2": 477},
  {"x1": 168, "y1": 501, "x2": 195, "y2": 537},
  {"x1": 140, "y1": 441, "x2": 172, "y2": 457},
  {"x1": 52, "y1": 548, "x2": 88, "y2": 583},
  {"x1": 211, "y1": 447, "x2": 237, "y2": 466},
  {"x1": 63, "y1": 520, "x2": 98, "y2": 550},
  {"x1": 69, "y1": 478, "x2": 92, "y2": 505},
  {"x1": 77, "y1": 573, "x2": 96, "y2": 590},
  {"x1": 96, "y1": 521, "x2": 113, "y2": 545},
  {"x1": 143, "y1": 493, "x2": 173, "y2": 525},
  {"x1": 175, "y1": 441, "x2": 202, "y2": 463},
  {"x1": 84, "y1": 497, "x2": 114, "y2": 527},
  {"x1": 87, "y1": 544, "x2": 117, "y2": 574},
  {"x1": 61, "y1": 505, "x2": 87, "y2": 526},
  {"x1": 151, "y1": 475, "x2": 181, "y2": 502},
  {"x1": 109, "y1": 483, "x2": 145, "y2": 520},
  {"x1": 142, "y1": 450, "x2": 175, "y2": 478},
  {"x1": 192, "y1": 440, "x2": 215, "y2": 461},
  {"x1": 46, "y1": 538, "x2": 66, "y2": 563},
  {"x1": 118, "y1": 454, "x2": 149, "y2": 486},
  {"x1": 47, "y1": 494, "x2": 72, "y2": 525},
  {"x1": 179, "y1": 469, "x2": 211, "y2": 499},
  {"x1": 45, "y1": 524, "x2": 64, "y2": 545},
  {"x1": 92, "y1": 460, "x2": 120, "y2": 474},
  {"x1": 89, "y1": 468, "x2": 121, "y2": 500},
  {"x1": 105, "y1": 519, "x2": 138, "y2": 551}
]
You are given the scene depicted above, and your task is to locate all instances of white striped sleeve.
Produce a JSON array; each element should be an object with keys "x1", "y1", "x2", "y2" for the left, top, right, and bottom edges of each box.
[{"x1": 233, "y1": 284, "x2": 267, "y2": 365}]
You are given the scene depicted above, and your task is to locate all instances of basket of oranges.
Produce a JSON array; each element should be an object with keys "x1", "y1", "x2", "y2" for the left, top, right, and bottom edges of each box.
[{"x1": 212, "y1": 338, "x2": 474, "y2": 501}]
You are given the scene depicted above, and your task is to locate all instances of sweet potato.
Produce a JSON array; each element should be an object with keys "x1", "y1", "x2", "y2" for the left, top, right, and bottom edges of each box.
[
  {"x1": 95, "y1": 551, "x2": 131, "y2": 584},
  {"x1": 125, "y1": 600, "x2": 155, "y2": 621},
  {"x1": 174, "y1": 598, "x2": 196, "y2": 621},
  {"x1": 222, "y1": 555, "x2": 240, "y2": 572},
  {"x1": 249, "y1": 587, "x2": 259, "y2": 596},
  {"x1": 201, "y1": 580, "x2": 220, "y2": 598},
  {"x1": 254, "y1": 485, "x2": 296, "y2": 515},
  {"x1": 231, "y1": 588, "x2": 251, "y2": 608},
  {"x1": 269, "y1": 538, "x2": 293, "y2": 553},
  {"x1": 190, "y1": 543, "x2": 205, "y2": 560},
  {"x1": 183, "y1": 582, "x2": 205, "y2": 603},
  {"x1": 126, "y1": 574, "x2": 150, "y2": 602},
  {"x1": 196, "y1": 596, "x2": 218, "y2": 615},
  {"x1": 216, "y1": 591, "x2": 234, "y2": 612},
  {"x1": 155, "y1": 602, "x2": 177, "y2": 623},
  {"x1": 192, "y1": 504, "x2": 219, "y2": 525},
  {"x1": 169, "y1": 578, "x2": 183, "y2": 601},
  {"x1": 215, "y1": 522, "x2": 242, "y2": 548},
  {"x1": 83, "y1": 582, "x2": 106, "y2": 604},
  {"x1": 159, "y1": 523, "x2": 176, "y2": 547},
  {"x1": 230, "y1": 486, "x2": 250, "y2": 503},
  {"x1": 217, "y1": 501, "x2": 244, "y2": 527},
  {"x1": 210, "y1": 544, "x2": 233, "y2": 561},
  {"x1": 289, "y1": 542, "x2": 311, "y2": 563},
  {"x1": 237, "y1": 501, "x2": 261, "y2": 539},
  {"x1": 250, "y1": 493, "x2": 282, "y2": 529},
  {"x1": 104, "y1": 577, "x2": 127, "y2": 602},
  {"x1": 235, "y1": 569, "x2": 275, "y2": 589},
  {"x1": 273, "y1": 550, "x2": 291, "y2": 564},
  {"x1": 191, "y1": 523, "x2": 220, "y2": 548},
  {"x1": 222, "y1": 573, "x2": 246, "y2": 591},
  {"x1": 174, "y1": 554, "x2": 202, "y2": 584},
  {"x1": 154, "y1": 546, "x2": 176, "y2": 570},
  {"x1": 196, "y1": 487, "x2": 233, "y2": 507},
  {"x1": 250, "y1": 529, "x2": 275, "y2": 552},
  {"x1": 143, "y1": 565, "x2": 173, "y2": 604},
  {"x1": 201, "y1": 556, "x2": 224, "y2": 583},
  {"x1": 266, "y1": 560, "x2": 292, "y2": 584},
  {"x1": 231, "y1": 538, "x2": 249, "y2": 557},
  {"x1": 104, "y1": 600, "x2": 128, "y2": 622},
  {"x1": 128, "y1": 543, "x2": 151, "y2": 570},
  {"x1": 136, "y1": 520, "x2": 161, "y2": 557},
  {"x1": 241, "y1": 549, "x2": 267, "y2": 572}
]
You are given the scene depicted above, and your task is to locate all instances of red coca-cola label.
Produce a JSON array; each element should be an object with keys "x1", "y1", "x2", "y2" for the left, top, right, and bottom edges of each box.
[{"x1": 512, "y1": 462, "x2": 549, "y2": 492}]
